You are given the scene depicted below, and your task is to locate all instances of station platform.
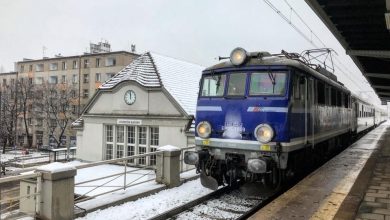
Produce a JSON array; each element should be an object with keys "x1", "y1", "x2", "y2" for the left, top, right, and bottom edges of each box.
[{"x1": 249, "y1": 122, "x2": 390, "y2": 220}]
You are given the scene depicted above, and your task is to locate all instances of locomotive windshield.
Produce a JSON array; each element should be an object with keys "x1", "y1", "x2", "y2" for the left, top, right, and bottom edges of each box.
[
  {"x1": 200, "y1": 72, "x2": 287, "y2": 97},
  {"x1": 227, "y1": 73, "x2": 246, "y2": 96},
  {"x1": 201, "y1": 74, "x2": 226, "y2": 96},
  {"x1": 249, "y1": 72, "x2": 287, "y2": 95}
]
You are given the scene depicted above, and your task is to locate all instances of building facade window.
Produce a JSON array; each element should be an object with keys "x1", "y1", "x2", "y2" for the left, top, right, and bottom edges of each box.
[
  {"x1": 73, "y1": 60, "x2": 78, "y2": 69},
  {"x1": 72, "y1": 74, "x2": 78, "y2": 84},
  {"x1": 105, "y1": 125, "x2": 114, "y2": 160},
  {"x1": 29, "y1": 65, "x2": 33, "y2": 72},
  {"x1": 106, "y1": 73, "x2": 115, "y2": 81},
  {"x1": 49, "y1": 63, "x2": 58, "y2": 71},
  {"x1": 61, "y1": 75, "x2": 67, "y2": 84},
  {"x1": 35, "y1": 77, "x2": 43, "y2": 85},
  {"x1": 83, "y1": 89, "x2": 89, "y2": 98},
  {"x1": 84, "y1": 59, "x2": 89, "y2": 68},
  {"x1": 20, "y1": 65, "x2": 24, "y2": 72},
  {"x1": 36, "y1": 64, "x2": 44, "y2": 72},
  {"x1": 105, "y1": 57, "x2": 116, "y2": 66},
  {"x1": 83, "y1": 74, "x2": 89, "y2": 83},
  {"x1": 116, "y1": 126, "x2": 125, "y2": 158},
  {"x1": 96, "y1": 58, "x2": 101, "y2": 67},
  {"x1": 127, "y1": 126, "x2": 135, "y2": 163},
  {"x1": 149, "y1": 127, "x2": 159, "y2": 165},
  {"x1": 49, "y1": 76, "x2": 58, "y2": 84},
  {"x1": 104, "y1": 125, "x2": 159, "y2": 165},
  {"x1": 95, "y1": 73, "x2": 101, "y2": 82},
  {"x1": 62, "y1": 61, "x2": 67, "y2": 70}
]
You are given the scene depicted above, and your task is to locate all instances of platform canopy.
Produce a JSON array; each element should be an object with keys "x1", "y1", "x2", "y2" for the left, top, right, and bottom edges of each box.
[{"x1": 305, "y1": 0, "x2": 390, "y2": 103}]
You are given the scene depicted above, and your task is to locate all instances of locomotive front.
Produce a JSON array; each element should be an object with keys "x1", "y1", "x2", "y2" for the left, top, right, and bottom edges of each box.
[{"x1": 185, "y1": 48, "x2": 292, "y2": 190}]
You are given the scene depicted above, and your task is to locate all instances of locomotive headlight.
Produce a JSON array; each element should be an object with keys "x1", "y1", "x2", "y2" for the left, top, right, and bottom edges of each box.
[
  {"x1": 230, "y1": 47, "x2": 248, "y2": 66},
  {"x1": 196, "y1": 121, "x2": 212, "y2": 138},
  {"x1": 254, "y1": 124, "x2": 274, "y2": 143}
]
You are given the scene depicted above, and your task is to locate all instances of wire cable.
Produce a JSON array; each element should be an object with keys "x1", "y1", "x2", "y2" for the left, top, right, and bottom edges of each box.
[{"x1": 263, "y1": 0, "x2": 377, "y2": 99}]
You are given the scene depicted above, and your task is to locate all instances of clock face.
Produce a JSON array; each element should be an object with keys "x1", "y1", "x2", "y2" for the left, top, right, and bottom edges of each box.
[{"x1": 124, "y1": 90, "x2": 136, "y2": 105}]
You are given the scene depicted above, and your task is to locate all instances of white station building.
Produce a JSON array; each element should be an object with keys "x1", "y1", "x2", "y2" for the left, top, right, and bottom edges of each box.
[{"x1": 72, "y1": 52, "x2": 204, "y2": 163}]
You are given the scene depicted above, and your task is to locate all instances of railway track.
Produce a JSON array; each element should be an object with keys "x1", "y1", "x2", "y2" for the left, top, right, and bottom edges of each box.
[{"x1": 149, "y1": 183, "x2": 281, "y2": 220}]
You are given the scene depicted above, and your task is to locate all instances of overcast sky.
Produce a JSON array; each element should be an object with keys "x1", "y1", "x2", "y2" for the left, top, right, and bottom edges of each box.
[{"x1": 0, "y1": 0, "x2": 381, "y2": 104}]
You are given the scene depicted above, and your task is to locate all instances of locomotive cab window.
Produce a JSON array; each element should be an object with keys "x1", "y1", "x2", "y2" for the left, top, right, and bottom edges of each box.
[
  {"x1": 201, "y1": 74, "x2": 226, "y2": 97},
  {"x1": 249, "y1": 72, "x2": 286, "y2": 96},
  {"x1": 228, "y1": 73, "x2": 247, "y2": 96}
]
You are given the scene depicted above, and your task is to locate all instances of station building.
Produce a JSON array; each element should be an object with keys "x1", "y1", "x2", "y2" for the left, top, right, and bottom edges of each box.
[{"x1": 72, "y1": 52, "x2": 204, "y2": 163}]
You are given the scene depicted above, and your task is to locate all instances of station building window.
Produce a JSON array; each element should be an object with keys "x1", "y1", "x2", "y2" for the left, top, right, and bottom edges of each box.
[
  {"x1": 104, "y1": 125, "x2": 159, "y2": 166},
  {"x1": 150, "y1": 127, "x2": 159, "y2": 165},
  {"x1": 105, "y1": 125, "x2": 114, "y2": 160},
  {"x1": 127, "y1": 126, "x2": 135, "y2": 163}
]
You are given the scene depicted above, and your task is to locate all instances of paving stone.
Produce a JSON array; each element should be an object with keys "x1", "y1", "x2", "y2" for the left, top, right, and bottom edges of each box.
[
  {"x1": 370, "y1": 186, "x2": 388, "y2": 190},
  {"x1": 363, "y1": 202, "x2": 387, "y2": 208},
  {"x1": 366, "y1": 193, "x2": 388, "y2": 199},
  {"x1": 374, "y1": 209, "x2": 390, "y2": 216},
  {"x1": 359, "y1": 213, "x2": 384, "y2": 220},
  {"x1": 377, "y1": 198, "x2": 390, "y2": 204},
  {"x1": 378, "y1": 190, "x2": 390, "y2": 195},
  {"x1": 366, "y1": 196, "x2": 377, "y2": 202}
]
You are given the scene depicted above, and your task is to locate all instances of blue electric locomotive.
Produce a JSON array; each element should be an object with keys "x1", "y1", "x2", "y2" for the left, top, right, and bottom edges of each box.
[{"x1": 185, "y1": 48, "x2": 354, "y2": 190}]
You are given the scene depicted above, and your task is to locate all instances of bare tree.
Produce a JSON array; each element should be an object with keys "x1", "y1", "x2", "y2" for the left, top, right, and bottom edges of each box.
[
  {"x1": 17, "y1": 77, "x2": 34, "y2": 148},
  {"x1": 0, "y1": 84, "x2": 18, "y2": 153},
  {"x1": 41, "y1": 81, "x2": 76, "y2": 159}
]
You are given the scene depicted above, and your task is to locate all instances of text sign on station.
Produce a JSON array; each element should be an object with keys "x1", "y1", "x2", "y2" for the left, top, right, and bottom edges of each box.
[{"x1": 117, "y1": 119, "x2": 142, "y2": 125}]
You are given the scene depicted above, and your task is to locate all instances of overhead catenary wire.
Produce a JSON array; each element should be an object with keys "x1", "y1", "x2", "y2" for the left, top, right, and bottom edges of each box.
[{"x1": 263, "y1": 0, "x2": 377, "y2": 100}]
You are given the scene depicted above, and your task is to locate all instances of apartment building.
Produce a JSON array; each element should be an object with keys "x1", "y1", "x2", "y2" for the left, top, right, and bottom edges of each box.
[{"x1": 0, "y1": 49, "x2": 138, "y2": 149}]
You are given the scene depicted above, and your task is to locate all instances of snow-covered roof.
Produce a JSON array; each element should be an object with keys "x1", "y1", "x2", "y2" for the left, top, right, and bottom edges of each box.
[{"x1": 100, "y1": 52, "x2": 204, "y2": 116}]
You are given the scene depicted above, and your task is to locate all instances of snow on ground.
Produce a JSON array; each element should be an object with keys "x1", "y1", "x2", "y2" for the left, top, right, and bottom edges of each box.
[
  {"x1": 76, "y1": 179, "x2": 212, "y2": 220},
  {"x1": 0, "y1": 150, "x2": 44, "y2": 163},
  {"x1": 68, "y1": 161, "x2": 156, "y2": 197}
]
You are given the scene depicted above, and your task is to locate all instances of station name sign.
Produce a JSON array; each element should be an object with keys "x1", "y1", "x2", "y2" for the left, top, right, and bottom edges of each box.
[{"x1": 116, "y1": 119, "x2": 142, "y2": 125}]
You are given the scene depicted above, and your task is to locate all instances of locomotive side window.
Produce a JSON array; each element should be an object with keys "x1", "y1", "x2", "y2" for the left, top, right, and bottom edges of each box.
[
  {"x1": 331, "y1": 88, "x2": 337, "y2": 106},
  {"x1": 325, "y1": 86, "x2": 331, "y2": 105},
  {"x1": 201, "y1": 74, "x2": 226, "y2": 97},
  {"x1": 249, "y1": 72, "x2": 286, "y2": 95},
  {"x1": 292, "y1": 75, "x2": 300, "y2": 99},
  {"x1": 336, "y1": 90, "x2": 342, "y2": 107},
  {"x1": 317, "y1": 82, "x2": 325, "y2": 105}
]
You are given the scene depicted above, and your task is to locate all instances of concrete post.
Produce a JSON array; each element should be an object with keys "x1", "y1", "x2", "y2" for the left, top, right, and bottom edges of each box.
[
  {"x1": 35, "y1": 162, "x2": 76, "y2": 220},
  {"x1": 156, "y1": 145, "x2": 181, "y2": 188}
]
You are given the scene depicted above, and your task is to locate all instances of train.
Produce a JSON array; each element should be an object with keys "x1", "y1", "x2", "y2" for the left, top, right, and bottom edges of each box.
[{"x1": 184, "y1": 48, "x2": 387, "y2": 190}]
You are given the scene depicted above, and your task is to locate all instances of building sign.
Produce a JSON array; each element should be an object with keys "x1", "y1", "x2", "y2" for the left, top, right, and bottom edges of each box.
[{"x1": 117, "y1": 119, "x2": 142, "y2": 125}]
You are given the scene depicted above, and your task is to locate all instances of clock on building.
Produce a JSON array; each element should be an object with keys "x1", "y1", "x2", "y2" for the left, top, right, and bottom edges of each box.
[{"x1": 124, "y1": 90, "x2": 136, "y2": 105}]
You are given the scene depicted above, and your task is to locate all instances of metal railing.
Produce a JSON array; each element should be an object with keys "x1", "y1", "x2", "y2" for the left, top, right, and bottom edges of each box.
[
  {"x1": 0, "y1": 172, "x2": 42, "y2": 219},
  {"x1": 74, "y1": 151, "x2": 162, "y2": 203}
]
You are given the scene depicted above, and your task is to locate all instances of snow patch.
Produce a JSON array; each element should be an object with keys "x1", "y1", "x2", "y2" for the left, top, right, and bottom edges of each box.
[
  {"x1": 158, "y1": 145, "x2": 180, "y2": 151},
  {"x1": 76, "y1": 179, "x2": 212, "y2": 220},
  {"x1": 37, "y1": 162, "x2": 75, "y2": 173}
]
